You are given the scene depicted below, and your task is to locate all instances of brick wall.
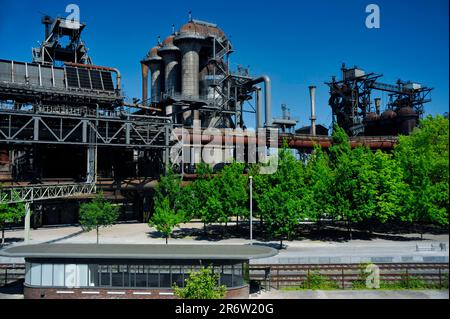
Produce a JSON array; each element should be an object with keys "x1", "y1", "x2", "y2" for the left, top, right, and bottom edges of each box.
[{"x1": 24, "y1": 285, "x2": 249, "y2": 299}]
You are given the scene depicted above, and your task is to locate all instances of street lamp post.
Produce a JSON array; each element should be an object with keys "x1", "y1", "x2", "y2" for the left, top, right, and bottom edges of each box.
[{"x1": 249, "y1": 175, "x2": 253, "y2": 245}]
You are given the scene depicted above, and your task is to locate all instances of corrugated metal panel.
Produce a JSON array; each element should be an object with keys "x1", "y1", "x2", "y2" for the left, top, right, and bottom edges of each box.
[
  {"x1": 28, "y1": 64, "x2": 40, "y2": 85},
  {"x1": 66, "y1": 67, "x2": 79, "y2": 88},
  {"x1": 41, "y1": 66, "x2": 53, "y2": 87},
  {"x1": 0, "y1": 60, "x2": 12, "y2": 82},
  {"x1": 101, "y1": 71, "x2": 114, "y2": 91},
  {"x1": 78, "y1": 68, "x2": 91, "y2": 89},
  {"x1": 54, "y1": 69, "x2": 65, "y2": 88},
  {"x1": 90, "y1": 70, "x2": 103, "y2": 90}
]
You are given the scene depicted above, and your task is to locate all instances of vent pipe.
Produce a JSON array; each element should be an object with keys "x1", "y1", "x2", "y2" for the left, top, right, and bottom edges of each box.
[
  {"x1": 246, "y1": 76, "x2": 272, "y2": 127},
  {"x1": 309, "y1": 86, "x2": 317, "y2": 136},
  {"x1": 256, "y1": 87, "x2": 263, "y2": 129}
]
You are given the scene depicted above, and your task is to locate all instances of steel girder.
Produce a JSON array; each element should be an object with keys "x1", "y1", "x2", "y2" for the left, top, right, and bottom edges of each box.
[
  {"x1": 0, "y1": 183, "x2": 96, "y2": 204},
  {"x1": 0, "y1": 109, "x2": 172, "y2": 149}
]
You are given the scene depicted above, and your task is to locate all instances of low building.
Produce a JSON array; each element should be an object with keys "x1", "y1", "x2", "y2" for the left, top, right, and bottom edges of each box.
[{"x1": 0, "y1": 244, "x2": 277, "y2": 299}]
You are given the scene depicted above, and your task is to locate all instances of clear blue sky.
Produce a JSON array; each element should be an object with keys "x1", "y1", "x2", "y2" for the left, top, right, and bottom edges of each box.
[{"x1": 0, "y1": 0, "x2": 448, "y2": 129}]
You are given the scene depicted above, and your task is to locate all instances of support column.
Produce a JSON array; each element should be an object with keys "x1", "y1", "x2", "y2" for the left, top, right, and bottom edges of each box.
[
  {"x1": 86, "y1": 146, "x2": 96, "y2": 183},
  {"x1": 24, "y1": 202, "x2": 31, "y2": 244}
]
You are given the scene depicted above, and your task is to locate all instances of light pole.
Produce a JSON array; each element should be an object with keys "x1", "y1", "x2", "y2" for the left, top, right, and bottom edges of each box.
[{"x1": 249, "y1": 175, "x2": 253, "y2": 245}]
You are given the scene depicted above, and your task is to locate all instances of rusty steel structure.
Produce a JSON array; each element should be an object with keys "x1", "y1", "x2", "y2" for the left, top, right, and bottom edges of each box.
[
  {"x1": 0, "y1": 14, "x2": 425, "y2": 228},
  {"x1": 326, "y1": 63, "x2": 433, "y2": 137}
]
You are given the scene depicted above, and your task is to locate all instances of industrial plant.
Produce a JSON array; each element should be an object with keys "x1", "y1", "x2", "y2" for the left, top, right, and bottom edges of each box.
[{"x1": 0, "y1": 14, "x2": 433, "y2": 230}]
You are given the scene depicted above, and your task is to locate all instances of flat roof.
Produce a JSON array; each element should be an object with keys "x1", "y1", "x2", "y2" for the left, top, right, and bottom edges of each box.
[{"x1": 0, "y1": 244, "x2": 278, "y2": 260}]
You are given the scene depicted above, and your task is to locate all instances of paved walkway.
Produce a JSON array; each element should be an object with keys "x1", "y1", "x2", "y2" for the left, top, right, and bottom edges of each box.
[
  {"x1": 250, "y1": 289, "x2": 449, "y2": 299},
  {"x1": 1, "y1": 222, "x2": 448, "y2": 264}
]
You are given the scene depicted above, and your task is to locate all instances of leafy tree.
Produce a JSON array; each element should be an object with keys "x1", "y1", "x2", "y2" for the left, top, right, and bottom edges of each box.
[
  {"x1": 187, "y1": 163, "x2": 223, "y2": 235},
  {"x1": 394, "y1": 115, "x2": 449, "y2": 231},
  {"x1": 328, "y1": 126, "x2": 361, "y2": 239},
  {"x1": 0, "y1": 201, "x2": 25, "y2": 245},
  {"x1": 173, "y1": 265, "x2": 226, "y2": 299},
  {"x1": 149, "y1": 197, "x2": 184, "y2": 244},
  {"x1": 303, "y1": 147, "x2": 335, "y2": 230},
  {"x1": 216, "y1": 162, "x2": 248, "y2": 230},
  {"x1": 256, "y1": 141, "x2": 307, "y2": 248},
  {"x1": 154, "y1": 167, "x2": 182, "y2": 210},
  {"x1": 79, "y1": 192, "x2": 119, "y2": 244},
  {"x1": 0, "y1": 188, "x2": 26, "y2": 245}
]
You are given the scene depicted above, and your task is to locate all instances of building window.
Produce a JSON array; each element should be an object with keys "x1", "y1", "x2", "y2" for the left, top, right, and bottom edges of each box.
[
  {"x1": 30, "y1": 263, "x2": 41, "y2": 286},
  {"x1": 99, "y1": 265, "x2": 111, "y2": 287},
  {"x1": 135, "y1": 265, "x2": 147, "y2": 288},
  {"x1": 41, "y1": 264, "x2": 53, "y2": 286},
  {"x1": 53, "y1": 264, "x2": 64, "y2": 287},
  {"x1": 148, "y1": 265, "x2": 159, "y2": 288},
  {"x1": 65, "y1": 264, "x2": 77, "y2": 287},
  {"x1": 24, "y1": 261, "x2": 248, "y2": 289},
  {"x1": 159, "y1": 265, "x2": 171, "y2": 288},
  {"x1": 111, "y1": 265, "x2": 124, "y2": 287}
]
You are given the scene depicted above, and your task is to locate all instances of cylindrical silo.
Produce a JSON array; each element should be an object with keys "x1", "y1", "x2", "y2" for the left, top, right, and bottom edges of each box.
[
  {"x1": 176, "y1": 41, "x2": 202, "y2": 124},
  {"x1": 158, "y1": 36, "x2": 181, "y2": 116},
  {"x1": 142, "y1": 46, "x2": 163, "y2": 105}
]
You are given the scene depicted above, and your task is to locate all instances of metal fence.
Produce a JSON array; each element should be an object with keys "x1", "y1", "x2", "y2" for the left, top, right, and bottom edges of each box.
[
  {"x1": 250, "y1": 263, "x2": 449, "y2": 290},
  {"x1": 0, "y1": 263, "x2": 25, "y2": 286}
]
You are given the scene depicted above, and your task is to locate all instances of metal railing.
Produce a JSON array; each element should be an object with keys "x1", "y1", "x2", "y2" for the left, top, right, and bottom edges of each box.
[{"x1": 250, "y1": 263, "x2": 449, "y2": 290}]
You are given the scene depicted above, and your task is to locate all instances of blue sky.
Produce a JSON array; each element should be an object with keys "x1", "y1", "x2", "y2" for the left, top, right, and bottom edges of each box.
[{"x1": 0, "y1": 0, "x2": 448, "y2": 129}]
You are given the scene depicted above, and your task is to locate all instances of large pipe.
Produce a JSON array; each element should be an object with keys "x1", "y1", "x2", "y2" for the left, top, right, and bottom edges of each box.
[
  {"x1": 246, "y1": 76, "x2": 272, "y2": 127},
  {"x1": 141, "y1": 62, "x2": 149, "y2": 106},
  {"x1": 309, "y1": 85, "x2": 316, "y2": 136},
  {"x1": 256, "y1": 87, "x2": 263, "y2": 129}
]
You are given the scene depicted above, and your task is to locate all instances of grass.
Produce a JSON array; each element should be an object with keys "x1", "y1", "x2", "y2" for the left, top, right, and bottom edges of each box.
[{"x1": 281, "y1": 271, "x2": 340, "y2": 291}]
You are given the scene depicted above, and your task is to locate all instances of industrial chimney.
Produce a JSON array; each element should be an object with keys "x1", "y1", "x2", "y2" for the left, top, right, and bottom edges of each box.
[
  {"x1": 375, "y1": 97, "x2": 381, "y2": 115},
  {"x1": 309, "y1": 86, "x2": 317, "y2": 136}
]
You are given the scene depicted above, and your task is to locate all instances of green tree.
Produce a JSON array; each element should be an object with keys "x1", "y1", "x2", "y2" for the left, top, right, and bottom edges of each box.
[
  {"x1": 303, "y1": 146, "x2": 335, "y2": 230},
  {"x1": 0, "y1": 188, "x2": 26, "y2": 245},
  {"x1": 216, "y1": 162, "x2": 248, "y2": 231},
  {"x1": 0, "y1": 201, "x2": 25, "y2": 245},
  {"x1": 173, "y1": 265, "x2": 226, "y2": 299},
  {"x1": 188, "y1": 163, "x2": 223, "y2": 235},
  {"x1": 154, "y1": 167, "x2": 182, "y2": 210},
  {"x1": 256, "y1": 141, "x2": 307, "y2": 248},
  {"x1": 149, "y1": 197, "x2": 184, "y2": 244},
  {"x1": 394, "y1": 115, "x2": 449, "y2": 231},
  {"x1": 79, "y1": 192, "x2": 119, "y2": 244}
]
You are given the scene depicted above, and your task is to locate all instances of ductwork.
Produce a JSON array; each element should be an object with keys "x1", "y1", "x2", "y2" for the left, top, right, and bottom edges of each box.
[
  {"x1": 246, "y1": 75, "x2": 272, "y2": 127},
  {"x1": 256, "y1": 87, "x2": 263, "y2": 129}
]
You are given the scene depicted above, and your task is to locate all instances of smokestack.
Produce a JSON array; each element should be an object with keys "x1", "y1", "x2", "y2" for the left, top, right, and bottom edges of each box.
[
  {"x1": 42, "y1": 15, "x2": 53, "y2": 40},
  {"x1": 309, "y1": 86, "x2": 316, "y2": 136},
  {"x1": 375, "y1": 98, "x2": 381, "y2": 115}
]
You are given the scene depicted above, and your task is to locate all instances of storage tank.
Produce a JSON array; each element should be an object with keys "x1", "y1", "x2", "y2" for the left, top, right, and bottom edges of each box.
[
  {"x1": 396, "y1": 107, "x2": 418, "y2": 135},
  {"x1": 380, "y1": 109, "x2": 397, "y2": 136},
  {"x1": 363, "y1": 112, "x2": 380, "y2": 136}
]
